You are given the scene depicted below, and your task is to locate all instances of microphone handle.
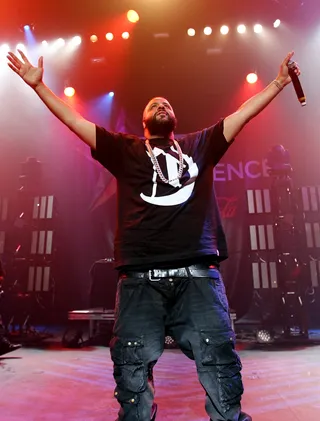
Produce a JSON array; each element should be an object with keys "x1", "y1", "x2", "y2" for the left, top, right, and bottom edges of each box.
[{"x1": 288, "y1": 61, "x2": 306, "y2": 106}]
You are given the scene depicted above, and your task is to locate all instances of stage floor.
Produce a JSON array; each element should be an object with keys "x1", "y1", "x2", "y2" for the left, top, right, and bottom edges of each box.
[{"x1": 0, "y1": 341, "x2": 319, "y2": 421}]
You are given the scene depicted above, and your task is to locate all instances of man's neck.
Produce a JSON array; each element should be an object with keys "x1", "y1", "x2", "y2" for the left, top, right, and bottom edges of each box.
[{"x1": 144, "y1": 129, "x2": 175, "y2": 140}]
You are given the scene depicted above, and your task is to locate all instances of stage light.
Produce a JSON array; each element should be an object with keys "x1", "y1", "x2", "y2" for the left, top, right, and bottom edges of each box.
[
  {"x1": 273, "y1": 19, "x2": 281, "y2": 28},
  {"x1": 54, "y1": 38, "x2": 65, "y2": 48},
  {"x1": 22, "y1": 23, "x2": 36, "y2": 47},
  {"x1": 16, "y1": 43, "x2": 26, "y2": 52},
  {"x1": 246, "y1": 73, "x2": 258, "y2": 84},
  {"x1": 21, "y1": 23, "x2": 35, "y2": 32},
  {"x1": 204, "y1": 26, "x2": 212, "y2": 36},
  {"x1": 187, "y1": 28, "x2": 196, "y2": 37},
  {"x1": 42, "y1": 40, "x2": 48, "y2": 47},
  {"x1": 50, "y1": 38, "x2": 65, "y2": 52},
  {"x1": 71, "y1": 36, "x2": 82, "y2": 46},
  {"x1": 105, "y1": 33, "x2": 114, "y2": 41},
  {"x1": 165, "y1": 336, "x2": 175, "y2": 345},
  {"x1": 127, "y1": 10, "x2": 139, "y2": 23},
  {"x1": 122, "y1": 32, "x2": 130, "y2": 39},
  {"x1": 256, "y1": 329, "x2": 273, "y2": 343},
  {"x1": 108, "y1": 91, "x2": 115, "y2": 97},
  {"x1": 19, "y1": 23, "x2": 35, "y2": 34},
  {"x1": 90, "y1": 35, "x2": 98, "y2": 43},
  {"x1": 220, "y1": 25, "x2": 229, "y2": 35},
  {"x1": 254, "y1": 24, "x2": 263, "y2": 34},
  {"x1": 0, "y1": 44, "x2": 10, "y2": 54},
  {"x1": 64, "y1": 87, "x2": 75, "y2": 97},
  {"x1": 237, "y1": 24, "x2": 246, "y2": 34}
]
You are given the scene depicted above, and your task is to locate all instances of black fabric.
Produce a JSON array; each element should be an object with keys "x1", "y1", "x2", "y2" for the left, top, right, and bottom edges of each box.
[
  {"x1": 110, "y1": 269, "x2": 244, "y2": 421},
  {"x1": 91, "y1": 120, "x2": 232, "y2": 269}
]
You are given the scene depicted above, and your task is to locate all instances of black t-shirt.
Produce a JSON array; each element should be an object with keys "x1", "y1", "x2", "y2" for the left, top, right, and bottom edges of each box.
[{"x1": 91, "y1": 119, "x2": 232, "y2": 270}]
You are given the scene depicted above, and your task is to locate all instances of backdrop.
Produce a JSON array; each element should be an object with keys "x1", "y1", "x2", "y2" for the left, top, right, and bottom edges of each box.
[{"x1": 0, "y1": 0, "x2": 319, "y2": 323}]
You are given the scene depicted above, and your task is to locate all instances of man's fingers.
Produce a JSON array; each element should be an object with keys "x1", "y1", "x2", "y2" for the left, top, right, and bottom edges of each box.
[
  {"x1": 38, "y1": 56, "x2": 44, "y2": 68},
  {"x1": 7, "y1": 63, "x2": 20, "y2": 75},
  {"x1": 7, "y1": 52, "x2": 23, "y2": 68},
  {"x1": 283, "y1": 51, "x2": 294, "y2": 66},
  {"x1": 7, "y1": 56, "x2": 21, "y2": 71},
  {"x1": 8, "y1": 51, "x2": 23, "y2": 66},
  {"x1": 18, "y1": 49, "x2": 30, "y2": 64}
]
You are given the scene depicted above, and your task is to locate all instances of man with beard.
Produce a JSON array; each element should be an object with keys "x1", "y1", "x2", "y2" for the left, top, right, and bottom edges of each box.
[{"x1": 7, "y1": 49, "x2": 300, "y2": 421}]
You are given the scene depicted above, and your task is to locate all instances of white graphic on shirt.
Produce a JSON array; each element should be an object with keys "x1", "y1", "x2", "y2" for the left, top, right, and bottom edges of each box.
[{"x1": 140, "y1": 145, "x2": 199, "y2": 206}]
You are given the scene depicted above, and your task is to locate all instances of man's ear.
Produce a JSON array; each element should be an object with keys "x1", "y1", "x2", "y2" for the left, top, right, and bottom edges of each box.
[{"x1": 142, "y1": 120, "x2": 146, "y2": 129}]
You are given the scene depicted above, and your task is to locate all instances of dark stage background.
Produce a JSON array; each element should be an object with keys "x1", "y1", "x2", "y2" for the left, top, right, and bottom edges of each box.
[{"x1": 0, "y1": 0, "x2": 319, "y2": 325}]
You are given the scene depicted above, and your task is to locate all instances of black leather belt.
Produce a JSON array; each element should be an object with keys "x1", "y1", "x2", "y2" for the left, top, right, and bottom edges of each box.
[{"x1": 121, "y1": 263, "x2": 218, "y2": 280}]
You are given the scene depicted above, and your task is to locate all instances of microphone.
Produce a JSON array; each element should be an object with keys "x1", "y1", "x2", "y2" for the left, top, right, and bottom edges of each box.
[{"x1": 288, "y1": 60, "x2": 306, "y2": 106}]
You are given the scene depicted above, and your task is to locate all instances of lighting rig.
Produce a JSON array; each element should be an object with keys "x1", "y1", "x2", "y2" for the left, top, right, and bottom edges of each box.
[
  {"x1": 255, "y1": 145, "x2": 314, "y2": 343},
  {"x1": 4, "y1": 158, "x2": 56, "y2": 343}
]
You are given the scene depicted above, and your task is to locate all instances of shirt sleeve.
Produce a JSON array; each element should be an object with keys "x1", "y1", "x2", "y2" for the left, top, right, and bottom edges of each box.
[
  {"x1": 203, "y1": 118, "x2": 233, "y2": 166},
  {"x1": 91, "y1": 125, "x2": 126, "y2": 178}
]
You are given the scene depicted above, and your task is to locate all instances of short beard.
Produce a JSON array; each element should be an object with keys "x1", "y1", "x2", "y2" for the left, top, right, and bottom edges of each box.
[{"x1": 144, "y1": 114, "x2": 177, "y2": 137}]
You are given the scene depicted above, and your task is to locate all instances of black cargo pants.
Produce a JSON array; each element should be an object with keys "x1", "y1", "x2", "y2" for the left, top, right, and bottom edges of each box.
[{"x1": 110, "y1": 267, "x2": 244, "y2": 421}]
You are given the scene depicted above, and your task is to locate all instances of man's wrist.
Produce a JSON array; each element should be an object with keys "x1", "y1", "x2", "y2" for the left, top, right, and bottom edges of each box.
[
  {"x1": 33, "y1": 81, "x2": 45, "y2": 93},
  {"x1": 272, "y1": 79, "x2": 284, "y2": 91},
  {"x1": 275, "y1": 77, "x2": 288, "y2": 88}
]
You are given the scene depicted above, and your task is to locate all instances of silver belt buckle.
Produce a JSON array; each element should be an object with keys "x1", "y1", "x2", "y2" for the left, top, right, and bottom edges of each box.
[
  {"x1": 148, "y1": 270, "x2": 161, "y2": 282},
  {"x1": 169, "y1": 269, "x2": 178, "y2": 277}
]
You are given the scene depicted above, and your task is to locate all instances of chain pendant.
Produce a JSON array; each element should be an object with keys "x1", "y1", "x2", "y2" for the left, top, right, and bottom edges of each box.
[{"x1": 145, "y1": 139, "x2": 184, "y2": 184}]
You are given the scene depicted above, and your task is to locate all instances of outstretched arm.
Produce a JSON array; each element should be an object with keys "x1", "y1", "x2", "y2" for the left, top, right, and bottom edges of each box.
[
  {"x1": 7, "y1": 50, "x2": 96, "y2": 149},
  {"x1": 223, "y1": 52, "x2": 300, "y2": 142}
]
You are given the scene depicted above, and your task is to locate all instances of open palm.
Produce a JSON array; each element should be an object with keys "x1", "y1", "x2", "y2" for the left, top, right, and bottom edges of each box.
[{"x1": 7, "y1": 50, "x2": 44, "y2": 88}]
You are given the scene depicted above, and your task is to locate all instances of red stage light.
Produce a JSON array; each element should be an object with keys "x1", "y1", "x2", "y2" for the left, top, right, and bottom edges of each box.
[
  {"x1": 253, "y1": 24, "x2": 263, "y2": 34},
  {"x1": 220, "y1": 25, "x2": 229, "y2": 35},
  {"x1": 237, "y1": 24, "x2": 246, "y2": 34},
  {"x1": 90, "y1": 35, "x2": 98, "y2": 43},
  {"x1": 64, "y1": 87, "x2": 75, "y2": 97},
  {"x1": 127, "y1": 10, "x2": 139, "y2": 23},
  {"x1": 71, "y1": 36, "x2": 82, "y2": 46},
  {"x1": 56, "y1": 38, "x2": 65, "y2": 47},
  {"x1": 246, "y1": 73, "x2": 258, "y2": 84},
  {"x1": 105, "y1": 33, "x2": 114, "y2": 41},
  {"x1": 122, "y1": 32, "x2": 130, "y2": 40},
  {"x1": 274, "y1": 19, "x2": 281, "y2": 28}
]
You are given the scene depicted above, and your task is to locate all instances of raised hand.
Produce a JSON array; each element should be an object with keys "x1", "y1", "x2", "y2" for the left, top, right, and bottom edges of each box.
[
  {"x1": 277, "y1": 51, "x2": 301, "y2": 87},
  {"x1": 7, "y1": 50, "x2": 44, "y2": 89}
]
